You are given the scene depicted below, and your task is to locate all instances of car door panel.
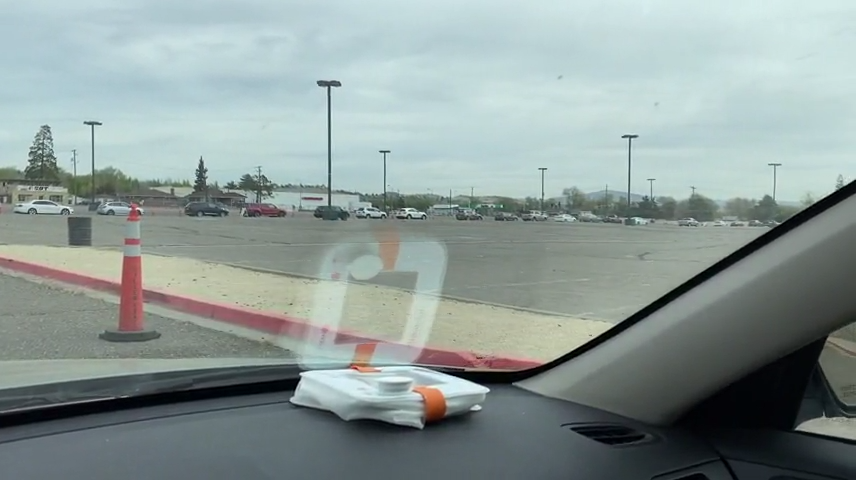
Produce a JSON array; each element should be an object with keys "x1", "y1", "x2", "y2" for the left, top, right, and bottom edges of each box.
[
  {"x1": 35, "y1": 201, "x2": 53, "y2": 214},
  {"x1": 703, "y1": 428, "x2": 853, "y2": 480}
]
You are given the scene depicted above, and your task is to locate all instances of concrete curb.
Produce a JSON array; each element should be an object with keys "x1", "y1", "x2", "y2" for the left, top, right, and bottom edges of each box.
[{"x1": 0, "y1": 255, "x2": 542, "y2": 370}]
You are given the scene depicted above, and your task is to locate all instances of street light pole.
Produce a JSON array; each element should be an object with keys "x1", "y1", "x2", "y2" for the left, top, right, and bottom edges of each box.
[
  {"x1": 621, "y1": 134, "x2": 639, "y2": 210},
  {"x1": 71, "y1": 149, "x2": 77, "y2": 203},
  {"x1": 379, "y1": 150, "x2": 390, "y2": 212},
  {"x1": 767, "y1": 162, "x2": 782, "y2": 201},
  {"x1": 690, "y1": 186, "x2": 697, "y2": 197},
  {"x1": 647, "y1": 178, "x2": 656, "y2": 200},
  {"x1": 316, "y1": 80, "x2": 342, "y2": 213},
  {"x1": 538, "y1": 167, "x2": 548, "y2": 211},
  {"x1": 83, "y1": 120, "x2": 102, "y2": 206}
]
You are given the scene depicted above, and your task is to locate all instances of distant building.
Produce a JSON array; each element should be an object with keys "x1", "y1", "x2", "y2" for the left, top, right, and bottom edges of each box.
[
  {"x1": 151, "y1": 186, "x2": 194, "y2": 198},
  {"x1": 429, "y1": 204, "x2": 459, "y2": 215},
  {"x1": 251, "y1": 187, "x2": 361, "y2": 211},
  {"x1": 185, "y1": 188, "x2": 246, "y2": 206},
  {"x1": 0, "y1": 178, "x2": 70, "y2": 205},
  {"x1": 141, "y1": 186, "x2": 246, "y2": 207},
  {"x1": 115, "y1": 187, "x2": 179, "y2": 207}
]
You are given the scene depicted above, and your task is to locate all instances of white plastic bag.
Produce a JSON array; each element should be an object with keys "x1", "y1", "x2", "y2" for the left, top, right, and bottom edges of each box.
[{"x1": 289, "y1": 366, "x2": 489, "y2": 429}]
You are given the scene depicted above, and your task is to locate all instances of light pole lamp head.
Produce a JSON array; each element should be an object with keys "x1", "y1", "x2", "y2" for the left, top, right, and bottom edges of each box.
[
  {"x1": 379, "y1": 150, "x2": 390, "y2": 154},
  {"x1": 538, "y1": 167, "x2": 548, "y2": 172},
  {"x1": 768, "y1": 162, "x2": 782, "y2": 167},
  {"x1": 621, "y1": 134, "x2": 639, "y2": 140},
  {"x1": 316, "y1": 80, "x2": 342, "y2": 88},
  {"x1": 647, "y1": 178, "x2": 656, "y2": 182},
  {"x1": 83, "y1": 120, "x2": 102, "y2": 127}
]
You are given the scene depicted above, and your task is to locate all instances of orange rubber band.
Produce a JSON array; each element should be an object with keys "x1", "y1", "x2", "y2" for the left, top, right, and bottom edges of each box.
[{"x1": 413, "y1": 386, "x2": 447, "y2": 423}]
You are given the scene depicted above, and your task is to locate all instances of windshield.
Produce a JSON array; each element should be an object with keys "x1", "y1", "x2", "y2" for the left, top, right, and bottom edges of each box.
[{"x1": 0, "y1": 2, "x2": 850, "y2": 400}]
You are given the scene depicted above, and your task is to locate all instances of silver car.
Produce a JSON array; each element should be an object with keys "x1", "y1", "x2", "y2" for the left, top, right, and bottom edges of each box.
[{"x1": 96, "y1": 201, "x2": 145, "y2": 216}]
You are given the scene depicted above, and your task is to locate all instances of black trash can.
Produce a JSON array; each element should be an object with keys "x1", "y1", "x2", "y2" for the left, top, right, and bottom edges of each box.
[{"x1": 68, "y1": 216, "x2": 93, "y2": 246}]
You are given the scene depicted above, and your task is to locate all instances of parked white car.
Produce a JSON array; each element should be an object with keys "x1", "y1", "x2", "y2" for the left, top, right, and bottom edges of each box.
[
  {"x1": 678, "y1": 217, "x2": 700, "y2": 227},
  {"x1": 96, "y1": 201, "x2": 145, "y2": 216},
  {"x1": 355, "y1": 207, "x2": 386, "y2": 219},
  {"x1": 395, "y1": 208, "x2": 427, "y2": 220},
  {"x1": 552, "y1": 214, "x2": 577, "y2": 222},
  {"x1": 13, "y1": 200, "x2": 73, "y2": 215}
]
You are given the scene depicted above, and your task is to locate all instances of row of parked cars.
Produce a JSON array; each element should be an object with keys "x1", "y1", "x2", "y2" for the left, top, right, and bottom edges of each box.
[
  {"x1": 707, "y1": 219, "x2": 780, "y2": 227},
  {"x1": 348, "y1": 207, "x2": 429, "y2": 220},
  {"x1": 457, "y1": 210, "x2": 624, "y2": 223},
  {"x1": 10, "y1": 200, "x2": 144, "y2": 216},
  {"x1": 184, "y1": 202, "x2": 291, "y2": 218}
]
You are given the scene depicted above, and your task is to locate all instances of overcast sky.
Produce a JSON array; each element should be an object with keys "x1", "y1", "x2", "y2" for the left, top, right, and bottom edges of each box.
[{"x1": 0, "y1": 1, "x2": 852, "y2": 201}]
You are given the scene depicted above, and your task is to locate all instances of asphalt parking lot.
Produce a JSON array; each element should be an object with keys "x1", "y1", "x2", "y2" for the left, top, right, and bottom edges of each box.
[
  {"x1": 0, "y1": 273, "x2": 293, "y2": 361},
  {"x1": 0, "y1": 210, "x2": 766, "y2": 322}
]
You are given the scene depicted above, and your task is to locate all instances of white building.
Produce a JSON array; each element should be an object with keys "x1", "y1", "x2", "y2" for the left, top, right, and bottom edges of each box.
[
  {"x1": 245, "y1": 188, "x2": 361, "y2": 211},
  {"x1": 429, "y1": 204, "x2": 460, "y2": 215}
]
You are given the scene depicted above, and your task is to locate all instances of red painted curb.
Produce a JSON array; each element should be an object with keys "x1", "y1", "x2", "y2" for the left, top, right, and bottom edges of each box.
[{"x1": 0, "y1": 256, "x2": 542, "y2": 370}]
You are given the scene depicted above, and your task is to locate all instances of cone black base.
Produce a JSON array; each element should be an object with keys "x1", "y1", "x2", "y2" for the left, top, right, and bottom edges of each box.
[{"x1": 99, "y1": 329, "x2": 161, "y2": 343}]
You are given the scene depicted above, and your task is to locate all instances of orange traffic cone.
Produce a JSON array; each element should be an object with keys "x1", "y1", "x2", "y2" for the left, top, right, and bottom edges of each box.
[{"x1": 99, "y1": 204, "x2": 161, "y2": 342}]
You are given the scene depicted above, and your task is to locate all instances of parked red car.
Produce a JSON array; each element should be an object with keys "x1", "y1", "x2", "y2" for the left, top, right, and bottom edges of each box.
[{"x1": 244, "y1": 203, "x2": 287, "y2": 217}]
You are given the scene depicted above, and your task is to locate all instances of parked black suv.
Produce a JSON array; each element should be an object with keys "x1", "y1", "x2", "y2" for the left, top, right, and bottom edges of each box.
[
  {"x1": 185, "y1": 202, "x2": 229, "y2": 217},
  {"x1": 313, "y1": 205, "x2": 349, "y2": 220}
]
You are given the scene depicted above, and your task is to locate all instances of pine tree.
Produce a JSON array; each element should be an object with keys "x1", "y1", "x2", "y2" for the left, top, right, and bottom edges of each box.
[
  {"x1": 24, "y1": 125, "x2": 60, "y2": 180},
  {"x1": 835, "y1": 174, "x2": 845, "y2": 191},
  {"x1": 193, "y1": 156, "x2": 208, "y2": 197}
]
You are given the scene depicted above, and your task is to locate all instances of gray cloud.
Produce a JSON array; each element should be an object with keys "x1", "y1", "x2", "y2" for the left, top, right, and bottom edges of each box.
[{"x1": 0, "y1": 0, "x2": 853, "y2": 200}]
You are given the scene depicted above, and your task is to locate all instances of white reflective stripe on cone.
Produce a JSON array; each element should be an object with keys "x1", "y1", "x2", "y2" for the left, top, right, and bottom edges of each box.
[
  {"x1": 124, "y1": 244, "x2": 142, "y2": 257},
  {"x1": 126, "y1": 219, "x2": 141, "y2": 239}
]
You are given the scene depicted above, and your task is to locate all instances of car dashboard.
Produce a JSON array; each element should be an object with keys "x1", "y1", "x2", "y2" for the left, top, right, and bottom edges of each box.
[{"x1": 0, "y1": 384, "x2": 846, "y2": 480}]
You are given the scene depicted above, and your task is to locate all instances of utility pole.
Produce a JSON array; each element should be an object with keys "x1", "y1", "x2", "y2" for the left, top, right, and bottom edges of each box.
[
  {"x1": 767, "y1": 162, "x2": 782, "y2": 201},
  {"x1": 379, "y1": 150, "x2": 390, "y2": 212},
  {"x1": 538, "y1": 167, "x2": 548, "y2": 212},
  {"x1": 647, "y1": 178, "x2": 656, "y2": 201},
  {"x1": 449, "y1": 189, "x2": 453, "y2": 212},
  {"x1": 254, "y1": 165, "x2": 263, "y2": 203},
  {"x1": 71, "y1": 149, "x2": 78, "y2": 203},
  {"x1": 690, "y1": 185, "x2": 697, "y2": 197},
  {"x1": 470, "y1": 187, "x2": 474, "y2": 209},
  {"x1": 621, "y1": 134, "x2": 639, "y2": 210}
]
